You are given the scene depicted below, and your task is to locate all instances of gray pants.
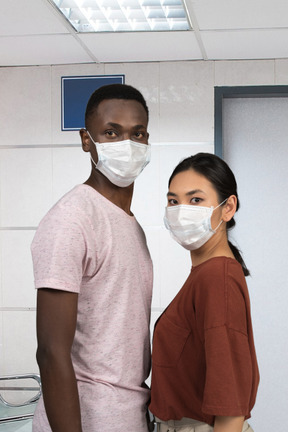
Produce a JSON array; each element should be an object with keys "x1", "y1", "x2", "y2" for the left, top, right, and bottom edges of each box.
[{"x1": 155, "y1": 417, "x2": 253, "y2": 432}]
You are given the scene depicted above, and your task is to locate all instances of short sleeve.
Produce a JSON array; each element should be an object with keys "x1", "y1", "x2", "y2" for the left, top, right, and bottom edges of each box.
[
  {"x1": 202, "y1": 325, "x2": 253, "y2": 416},
  {"x1": 31, "y1": 202, "x2": 88, "y2": 293},
  {"x1": 194, "y1": 259, "x2": 253, "y2": 416}
]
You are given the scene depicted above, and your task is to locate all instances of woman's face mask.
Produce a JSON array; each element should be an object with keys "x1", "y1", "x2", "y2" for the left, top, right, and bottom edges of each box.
[{"x1": 164, "y1": 199, "x2": 227, "y2": 250}]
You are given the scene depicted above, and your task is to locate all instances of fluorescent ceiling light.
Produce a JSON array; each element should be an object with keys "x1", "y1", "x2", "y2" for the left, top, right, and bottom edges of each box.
[{"x1": 49, "y1": 0, "x2": 191, "y2": 32}]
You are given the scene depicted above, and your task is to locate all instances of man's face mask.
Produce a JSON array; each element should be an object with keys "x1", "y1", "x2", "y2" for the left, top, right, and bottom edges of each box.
[{"x1": 87, "y1": 131, "x2": 151, "y2": 188}]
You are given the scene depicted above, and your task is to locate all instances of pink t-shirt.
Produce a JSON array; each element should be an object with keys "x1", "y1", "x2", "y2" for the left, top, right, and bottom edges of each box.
[{"x1": 31, "y1": 185, "x2": 153, "y2": 432}]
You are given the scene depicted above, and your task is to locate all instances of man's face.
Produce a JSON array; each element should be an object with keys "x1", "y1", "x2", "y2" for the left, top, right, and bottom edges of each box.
[{"x1": 84, "y1": 98, "x2": 149, "y2": 163}]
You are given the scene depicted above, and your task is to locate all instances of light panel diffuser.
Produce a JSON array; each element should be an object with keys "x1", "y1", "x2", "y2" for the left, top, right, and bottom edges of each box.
[{"x1": 49, "y1": 0, "x2": 191, "y2": 32}]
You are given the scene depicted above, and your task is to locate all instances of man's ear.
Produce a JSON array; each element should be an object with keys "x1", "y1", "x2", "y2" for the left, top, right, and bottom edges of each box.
[
  {"x1": 222, "y1": 195, "x2": 237, "y2": 222},
  {"x1": 80, "y1": 129, "x2": 91, "y2": 153}
]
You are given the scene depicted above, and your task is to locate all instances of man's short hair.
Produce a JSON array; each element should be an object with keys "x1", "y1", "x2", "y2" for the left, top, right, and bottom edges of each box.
[{"x1": 85, "y1": 83, "x2": 149, "y2": 128}]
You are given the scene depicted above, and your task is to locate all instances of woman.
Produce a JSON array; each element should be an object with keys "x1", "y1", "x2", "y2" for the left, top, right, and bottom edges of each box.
[{"x1": 149, "y1": 153, "x2": 259, "y2": 432}]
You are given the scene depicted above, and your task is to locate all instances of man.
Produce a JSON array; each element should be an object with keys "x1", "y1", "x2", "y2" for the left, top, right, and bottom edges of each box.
[{"x1": 31, "y1": 84, "x2": 153, "y2": 432}]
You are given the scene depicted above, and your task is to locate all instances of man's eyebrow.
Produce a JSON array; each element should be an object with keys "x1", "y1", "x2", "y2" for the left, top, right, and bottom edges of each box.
[
  {"x1": 105, "y1": 122, "x2": 122, "y2": 128},
  {"x1": 133, "y1": 124, "x2": 147, "y2": 130},
  {"x1": 105, "y1": 122, "x2": 147, "y2": 129}
]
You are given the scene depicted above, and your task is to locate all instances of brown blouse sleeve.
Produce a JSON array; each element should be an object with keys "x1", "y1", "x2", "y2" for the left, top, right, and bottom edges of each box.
[
  {"x1": 202, "y1": 325, "x2": 253, "y2": 416},
  {"x1": 194, "y1": 259, "x2": 254, "y2": 416}
]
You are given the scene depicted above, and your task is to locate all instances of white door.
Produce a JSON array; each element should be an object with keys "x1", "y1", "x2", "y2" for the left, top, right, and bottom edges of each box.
[{"x1": 223, "y1": 97, "x2": 288, "y2": 432}]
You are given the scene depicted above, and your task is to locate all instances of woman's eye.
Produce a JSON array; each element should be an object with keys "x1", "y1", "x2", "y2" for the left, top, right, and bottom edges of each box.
[
  {"x1": 191, "y1": 197, "x2": 202, "y2": 204},
  {"x1": 168, "y1": 199, "x2": 178, "y2": 205}
]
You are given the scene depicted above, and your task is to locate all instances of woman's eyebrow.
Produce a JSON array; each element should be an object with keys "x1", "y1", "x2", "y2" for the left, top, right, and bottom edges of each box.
[
  {"x1": 167, "y1": 189, "x2": 205, "y2": 197},
  {"x1": 185, "y1": 189, "x2": 205, "y2": 196}
]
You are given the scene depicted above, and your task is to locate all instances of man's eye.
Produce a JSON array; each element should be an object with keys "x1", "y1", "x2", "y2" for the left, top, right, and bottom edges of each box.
[
  {"x1": 135, "y1": 132, "x2": 146, "y2": 139},
  {"x1": 105, "y1": 130, "x2": 117, "y2": 137}
]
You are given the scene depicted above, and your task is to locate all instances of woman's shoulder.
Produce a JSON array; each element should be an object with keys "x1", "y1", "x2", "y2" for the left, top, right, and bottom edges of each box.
[
  {"x1": 193, "y1": 256, "x2": 242, "y2": 280},
  {"x1": 192, "y1": 257, "x2": 247, "y2": 302},
  {"x1": 192, "y1": 257, "x2": 249, "y2": 330}
]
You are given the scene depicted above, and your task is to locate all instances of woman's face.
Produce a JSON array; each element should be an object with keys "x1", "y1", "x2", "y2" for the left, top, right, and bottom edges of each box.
[
  {"x1": 167, "y1": 169, "x2": 223, "y2": 229},
  {"x1": 167, "y1": 169, "x2": 219, "y2": 207}
]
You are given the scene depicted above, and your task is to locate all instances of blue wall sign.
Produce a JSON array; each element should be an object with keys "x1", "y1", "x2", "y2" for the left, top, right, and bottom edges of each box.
[{"x1": 61, "y1": 75, "x2": 125, "y2": 131}]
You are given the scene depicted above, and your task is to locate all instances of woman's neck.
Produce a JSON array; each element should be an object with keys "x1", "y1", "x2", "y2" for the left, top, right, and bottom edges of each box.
[{"x1": 190, "y1": 234, "x2": 235, "y2": 268}]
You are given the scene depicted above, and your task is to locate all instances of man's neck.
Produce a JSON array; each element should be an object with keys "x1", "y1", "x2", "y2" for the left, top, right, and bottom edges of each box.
[{"x1": 84, "y1": 172, "x2": 134, "y2": 215}]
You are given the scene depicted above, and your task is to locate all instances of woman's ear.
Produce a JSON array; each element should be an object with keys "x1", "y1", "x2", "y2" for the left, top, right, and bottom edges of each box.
[
  {"x1": 222, "y1": 195, "x2": 237, "y2": 222},
  {"x1": 80, "y1": 129, "x2": 91, "y2": 153}
]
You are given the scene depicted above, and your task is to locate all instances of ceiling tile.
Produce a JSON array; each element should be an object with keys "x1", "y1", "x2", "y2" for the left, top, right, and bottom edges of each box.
[
  {"x1": 192, "y1": 0, "x2": 288, "y2": 30},
  {"x1": 0, "y1": 35, "x2": 93, "y2": 66},
  {"x1": 0, "y1": 0, "x2": 69, "y2": 36},
  {"x1": 201, "y1": 29, "x2": 288, "y2": 60},
  {"x1": 78, "y1": 31, "x2": 202, "y2": 62}
]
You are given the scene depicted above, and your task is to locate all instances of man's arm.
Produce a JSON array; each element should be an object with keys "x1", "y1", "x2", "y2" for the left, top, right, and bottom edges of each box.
[
  {"x1": 214, "y1": 416, "x2": 244, "y2": 432},
  {"x1": 36, "y1": 288, "x2": 82, "y2": 432}
]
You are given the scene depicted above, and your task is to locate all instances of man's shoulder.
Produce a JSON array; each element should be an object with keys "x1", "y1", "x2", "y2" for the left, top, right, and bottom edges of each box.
[
  {"x1": 36, "y1": 185, "x2": 94, "y2": 228},
  {"x1": 33, "y1": 186, "x2": 98, "y2": 245},
  {"x1": 50, "y1": 184, "x2": 105, "y2": 215},
  {"x1": 56, "y1": 184, "x2": 95, "y2": 206}
]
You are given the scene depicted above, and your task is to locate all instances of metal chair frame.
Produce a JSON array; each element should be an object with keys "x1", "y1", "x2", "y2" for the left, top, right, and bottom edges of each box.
[{"x1": 0, "y1": 374, "x2": 41, "y2": 425}]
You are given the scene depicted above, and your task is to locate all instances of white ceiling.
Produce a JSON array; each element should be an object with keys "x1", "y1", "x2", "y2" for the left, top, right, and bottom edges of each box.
[{"x1": 1, "y1": 0, "x2": 288, "y2": 66}]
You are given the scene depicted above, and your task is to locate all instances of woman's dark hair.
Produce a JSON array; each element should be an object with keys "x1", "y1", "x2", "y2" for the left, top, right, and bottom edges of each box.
[
  {"x1": 85, "y1": 83, "x2": 149, "y2": 129},
  {"x1": 169, "y1": 152, "x2": 250, "y2": 276}
]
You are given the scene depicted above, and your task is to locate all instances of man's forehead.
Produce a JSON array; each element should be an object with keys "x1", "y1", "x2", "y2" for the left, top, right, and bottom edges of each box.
[
  {"x1": 97, "y1": 98, "x2": 144, "y2": 110},
  {"x1": 95, "y1": 98, "x2": 148, "y2": 122}
]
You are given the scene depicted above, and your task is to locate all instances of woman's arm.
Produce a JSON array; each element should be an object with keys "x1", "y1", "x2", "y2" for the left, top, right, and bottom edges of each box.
[
  {"x1": 214, "y1": 416, "x2": 244, "y2": 432},
  {"x1": 36, "y1": 288, "x2": 82, "y2": 432}
]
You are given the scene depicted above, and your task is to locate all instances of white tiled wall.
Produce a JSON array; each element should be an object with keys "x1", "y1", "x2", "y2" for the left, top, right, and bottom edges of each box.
[
  {"x1": 0, "y1": 148, "x2": 53, "y2": 227},
  {"x1": 1, "y1": 231, "x2": 36, "y2": 308},
  {"x1": 0, "y1": 66, "x2": 52, "y2": 146},
  {"x1": 1, "y1": 59, "x2": 288, "y2": 380}
]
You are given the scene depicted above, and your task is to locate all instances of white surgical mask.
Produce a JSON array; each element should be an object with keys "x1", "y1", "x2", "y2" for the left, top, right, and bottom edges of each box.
[
  {"x1": 87, "y1": 131, "x2": 151, "y2": 188},
  {"x1": 164, "y1": 199, "x2": 227, "y2": 250}
]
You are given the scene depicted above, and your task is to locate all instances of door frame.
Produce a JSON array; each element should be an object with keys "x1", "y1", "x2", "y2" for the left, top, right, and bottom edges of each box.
[{"x1": 214, "y1": 85, "x2": 288, "y2": 158}]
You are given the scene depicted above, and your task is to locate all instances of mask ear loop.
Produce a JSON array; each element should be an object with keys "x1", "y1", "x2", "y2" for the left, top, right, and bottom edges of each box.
[
  {"x1": 86, "y1": 130, "x2": 94, "y2": 142},
  {"x1": 90, "y1": 155, "x2": 98, "y2": 169},
  {"x1": 85, "y1": 130, "x2": 99, "y2": 170},
  {"x1": 211, "y1": 198, "x2": 228, "y2": 232},
  {"x1": 212, "y1": 219, "x2": 223, "y2": 233},
  {"x1": 214, "y1": 198, "x2": 228, "y2": 210}
]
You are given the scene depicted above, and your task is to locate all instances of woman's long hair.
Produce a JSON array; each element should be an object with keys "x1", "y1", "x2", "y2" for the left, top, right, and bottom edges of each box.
[{"x1": 169, "y1": 152, "x2": 250, "y2": 276}]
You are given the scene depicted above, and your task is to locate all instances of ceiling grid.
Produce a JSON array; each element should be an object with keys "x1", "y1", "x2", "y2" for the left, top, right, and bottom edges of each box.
[{"x1": 0, "y1": 0, "x2": 288, "y2": 65}]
